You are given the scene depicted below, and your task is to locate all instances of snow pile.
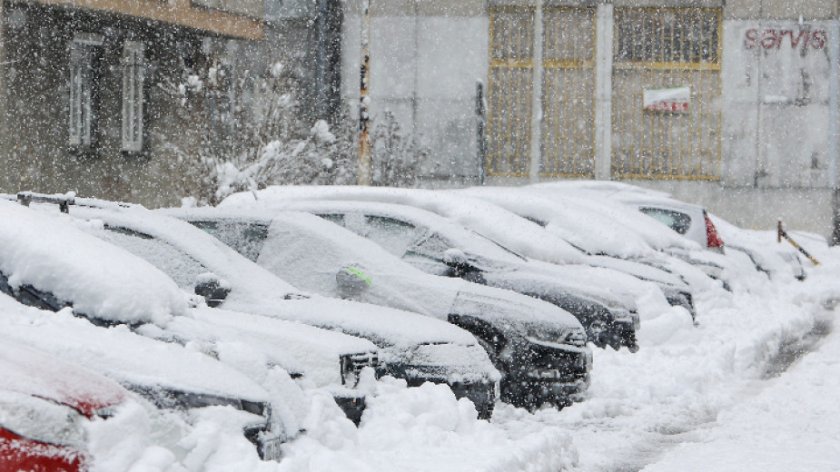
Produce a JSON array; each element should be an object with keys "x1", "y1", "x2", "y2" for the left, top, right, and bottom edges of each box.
[
  {"x1": 495, "y1": 256, "x2": 834, "y2": 471},
  {"x1": 277, "y1": 377, "x2": 577, "y2": 472},
  {"x1": 0, "y1": 200, "x2": 185, "y2": 324}
]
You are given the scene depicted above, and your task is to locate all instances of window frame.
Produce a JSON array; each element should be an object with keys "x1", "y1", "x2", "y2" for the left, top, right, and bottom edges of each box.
[
  {"x1": 68, "y1": 34, "x2": 103, "y2": 150},
  {"x1": 121, "y1": 40, "x2": 145, "y2": 154}
]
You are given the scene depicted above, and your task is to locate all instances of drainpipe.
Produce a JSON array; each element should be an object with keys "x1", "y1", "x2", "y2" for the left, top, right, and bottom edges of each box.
[{"x1": 828, "y1": 21, "x2": 840, "y2": 243}]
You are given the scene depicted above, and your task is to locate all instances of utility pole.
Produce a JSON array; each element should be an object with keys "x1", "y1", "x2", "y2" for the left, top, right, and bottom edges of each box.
[{"x1": 357, "y1": 0, "x2": 372, "y2": 185}]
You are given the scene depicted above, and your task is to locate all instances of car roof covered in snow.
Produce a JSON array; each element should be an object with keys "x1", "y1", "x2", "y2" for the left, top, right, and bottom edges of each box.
[
  {"x1": 61, "y1": 204, "x2": 477, "y2": 349},
  {"x1": 454, "y1": 186, "x2": 659, "y2": 258},
  {"x1": 0, "y1": 200, "x2": 186, "y2": 325},
  {"x1": 0, "y1": 294, "x2": 269, "y2": 403},
  {"x1": 0, "y1": 335, "x2": 127, "y2": 416},
  {"x1": 166, "y1": 207, "x2": 584, "y2": 330},
  {"x1": 522, "y1": 183, "x2": 699, "y2": 253},
  {"x1": 221, "y1": 186, "x2": 586, "y2": 265}
]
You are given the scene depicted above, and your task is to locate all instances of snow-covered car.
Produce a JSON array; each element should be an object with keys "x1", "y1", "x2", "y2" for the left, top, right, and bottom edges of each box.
[
  {"x1": 517, "y1": 183, "x2": 727, "y2": 292},
  {"x1": 453, "y1": 187, "x2": 698, "y2": 319},
  {"x1": 712, "y1": 214, "x2": 810, "y2": 282},
  {"x1": 166, "y1": 207, "x2": 592, "y2": 409},
  {"x1": 0, "y1": 337, "x2": 128, "y2": 471},
  {"x1": 0, "y1": 196, "x2": 377, "y2": 426},
  {"x1": 0, "y1": 294, "x2": 287, "y2": 461},
  {"x1": 220, "y1": 192, "x2": 639, "y2": 351},
  {"x1": 27, "y1": 197, "x2": 501, "y2": 419}
]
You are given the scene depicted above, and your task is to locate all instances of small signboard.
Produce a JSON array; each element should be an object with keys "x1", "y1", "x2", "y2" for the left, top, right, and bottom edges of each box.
[{"x1": 643, "y1": 86, "x2": 690, "y2": 113}]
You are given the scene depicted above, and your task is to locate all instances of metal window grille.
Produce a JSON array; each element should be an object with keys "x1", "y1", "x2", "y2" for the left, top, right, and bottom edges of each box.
[
  {"x1": 486, "y1": 6, "x2": 596, "y2": 178},
  {"x1": 487, "y1": 7, "x2": 534, "y2": 177},
  {"x1": 121, "y1": 41, "x2": 145, "y2": 153},
  {"x1": 540, "y1": 7, "x2": 596, "y2": 177},
  {"x1": 68, "y1": 35, "x2": 102, "y2": 148},
  {"x1": 611, "y1": 8, "x2": 722, "y2": 180}
]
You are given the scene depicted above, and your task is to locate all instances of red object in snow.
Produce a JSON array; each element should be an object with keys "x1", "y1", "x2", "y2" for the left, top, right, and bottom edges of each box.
[
  {"x1": 0, "y1": 428, "x2": 84, "y2": 472},
  {"x1": 704, "y1": 210, "x2": 725, "y2": 250}
]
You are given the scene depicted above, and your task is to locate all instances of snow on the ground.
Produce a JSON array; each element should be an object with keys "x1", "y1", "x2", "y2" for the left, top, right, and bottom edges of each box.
[
  {"x1": 12, "y1": 212, "x2": 835, "y2": 471},
  {"x1": 233, "y1": 241, "x2": 837, "y2": 472}
]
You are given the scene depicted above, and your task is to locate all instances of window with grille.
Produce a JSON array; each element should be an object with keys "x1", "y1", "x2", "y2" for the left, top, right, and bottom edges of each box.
[
  {"x1": 615, "y1": 9, "x2": 720, "y2": 66},
  {"x1": 68, "y1": 34, "x2": 103, "y2": 149},
  {"x1": 121, "y1": 41, "x2": 145, "y2": 153}
]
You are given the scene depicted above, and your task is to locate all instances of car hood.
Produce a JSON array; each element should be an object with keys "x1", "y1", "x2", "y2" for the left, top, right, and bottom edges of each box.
[
  {"x1": 479, "y1": 260, "x2": 638, "y2": 311},
  {"x1": 146, "y1": 306, "x2": 379, "y2": 388},
  {"x1": 225, "y1": 295, "x2": 480, "y2": 350},
  {"x1": 451, "y1": 285, "x2": 583, "y2": 330}
]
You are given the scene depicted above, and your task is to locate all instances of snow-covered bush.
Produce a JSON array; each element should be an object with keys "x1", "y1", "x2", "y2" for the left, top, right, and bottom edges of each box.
[{"x1": 165, "y1": 59, "x2": 428, "y2": 205}]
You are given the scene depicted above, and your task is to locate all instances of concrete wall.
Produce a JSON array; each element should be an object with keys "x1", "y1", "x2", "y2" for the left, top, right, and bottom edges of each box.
[{"x1": 341, "y1": 0, "x2": 487, "y2": 181}]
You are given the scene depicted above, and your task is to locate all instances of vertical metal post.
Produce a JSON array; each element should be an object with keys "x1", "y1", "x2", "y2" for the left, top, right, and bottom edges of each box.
[
  {"x1": 358, "y1": 0, "x2": 372, "y2": 185},
  {"x1": 528, "y1": 0, "x2": 544, "y2": 183},
  {"x1": 476, "y1": 81, "x2": 487, "y2": 185},
  {"x1": 594, "y1": 3, "x2": 614, "y2": 180},
  {"x1": 827, "y1": 22, "x2": 840, "y2": 244}
]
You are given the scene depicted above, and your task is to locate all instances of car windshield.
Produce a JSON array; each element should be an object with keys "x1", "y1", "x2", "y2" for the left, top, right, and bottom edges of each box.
[
  {"x1": 189, "y1": 220, "x2": 270, "y2": 263},
  {"x1": 97, "y1": 226, "x2": 209, "y2": 289}
]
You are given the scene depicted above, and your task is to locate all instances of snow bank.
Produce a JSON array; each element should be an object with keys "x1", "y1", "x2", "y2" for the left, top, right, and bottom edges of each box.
[
  {"x1": 0, "y1": 200, "x2": 184, "y2": 324},
  {"x1": 276, "y1": 377, "x2": 577, "y2": 472}
]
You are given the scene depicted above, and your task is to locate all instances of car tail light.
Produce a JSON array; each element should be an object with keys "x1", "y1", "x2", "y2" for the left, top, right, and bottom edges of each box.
[
  {"x1": 0, "y1": 428, "x2": 84, "y2": 472},
  {"x1": 704, "y1": 211, "x2": 725, "y2": 251},
  {"x1": 0, "y1": 392, "x2": 87, "y2": 450}
]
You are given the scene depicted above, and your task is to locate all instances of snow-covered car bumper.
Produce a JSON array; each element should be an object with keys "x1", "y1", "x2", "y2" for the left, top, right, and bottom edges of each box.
[
  {"x1": 503, "y1": 341, "x2": 592, "y2": 408},
  {"x1": 383, "y1": 363, "x2": 498, "y2": 419}
]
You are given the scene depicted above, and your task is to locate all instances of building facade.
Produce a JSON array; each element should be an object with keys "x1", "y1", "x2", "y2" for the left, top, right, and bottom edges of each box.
[
  {"x1": 341, "y1": 0, "x2": 840, "y2": 239},
  {"x1": 0, "y1": 0, "x2": 264, "y2": 206}
]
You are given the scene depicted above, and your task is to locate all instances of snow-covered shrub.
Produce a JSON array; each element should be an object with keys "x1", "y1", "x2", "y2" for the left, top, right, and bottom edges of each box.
[{"x1": 371, "y1": 111, "x2": 429, "y2": 188}]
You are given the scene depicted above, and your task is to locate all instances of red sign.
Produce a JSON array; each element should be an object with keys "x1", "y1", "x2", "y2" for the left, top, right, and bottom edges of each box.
[{"x1": 744, "y1": 28, "x2": 827, "y2": 50}]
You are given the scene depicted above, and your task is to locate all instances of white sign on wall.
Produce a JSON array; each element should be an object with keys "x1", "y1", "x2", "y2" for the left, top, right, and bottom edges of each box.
[{"x1": 643, "y1": 86, "x2": 691, "y2": 113}]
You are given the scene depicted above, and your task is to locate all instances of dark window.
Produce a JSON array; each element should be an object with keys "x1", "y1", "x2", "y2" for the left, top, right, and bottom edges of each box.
[
  {"x1": 363, "y1": 215, "x2": 421, "y2": 256},
  {"x1": 68, "y1": 34, "x2": 103, "y2": 149},
  {"x1": 99, "y1": 226, "x2": 209, "y2": 288},
  {"x1": 639, "y1": 207, "x2": 692, "y2": 235},
  {"x1": 121, "y1": 41, "x2": 145, "y2": 153},
  {"x1": 615, "y1": 9, "x2": 720, "y2": 64},
  {"x1": 317, "y1": 213, "x2": 345, "y2": 226},
  {"x1": 190, "y1": 220, "x2": 269, "y2": 263}
]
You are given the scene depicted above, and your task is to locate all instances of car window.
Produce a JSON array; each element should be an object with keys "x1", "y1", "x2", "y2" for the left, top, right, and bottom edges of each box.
[
  {"x1": 190, "y1": 220, "x2": 269, "y2": 263},
  {"x1": 317, "y1": 213, "x2": 345, "y2": 226},
  {"x1": 98, "y1": 226, "x2": 209, "y2": 288},
  {"x1": 362, "y1": 215, "x2": 423, "y2": 256},
  {"x1": 639, "y1": 207, "x2": 692, "y2": 235},
  {"x1": 408, "y1": 232, "x2": 453, "y2": 261}
]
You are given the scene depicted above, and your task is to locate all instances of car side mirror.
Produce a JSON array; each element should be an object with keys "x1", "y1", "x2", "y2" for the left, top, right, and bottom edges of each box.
[
  {"x1": 194, "y1": 273, "x2": 231, "y2": 308},
  {"x1": 336, "y1": 265, "x2": 372, "y2": 299},
  {"x1": 443, "y1": 248, "x2": 468, "y2": 267}
]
